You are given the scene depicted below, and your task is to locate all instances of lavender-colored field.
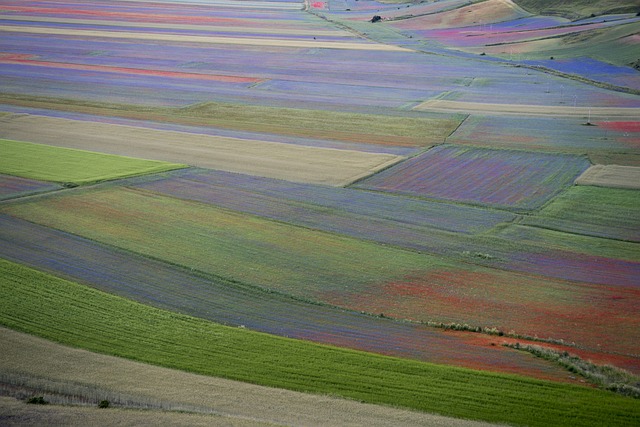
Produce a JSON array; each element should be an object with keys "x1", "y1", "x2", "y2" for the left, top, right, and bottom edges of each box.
[
  {"x1": 353, "y1": 145, "x2": 591, "y2": 211},
  {"x1": 524, "y1": 57, "x2": 640, "y2": 90},
  {"x1": 0, "y1": 174, "x2": 60, "y2": 200}
]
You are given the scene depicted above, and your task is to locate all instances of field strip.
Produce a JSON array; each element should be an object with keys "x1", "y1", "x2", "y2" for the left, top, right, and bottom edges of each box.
[
  {"x1": 0, "y1": 25, "x2": 412, "y2": 51},
  {"x1": 575, "y1": 164, "x2": 640, "y2": 189},
  {"x1": 0, "y1": 114, "x2": 403, "y2": 186},
  {"x1": 0, "y1": 15, "x2": 351, "y2": 37},
  {"x1": 0, "y1": 327, "x2": 496, "y2": 427},
  {"x1": 415, "y1": 99, "x2": 640, "y2": 118},
  {"x1": 0, "y1": 58, "x2": 263, "y2": 83},
  {"x1": 0, "y1": 57, "x2": 260, "y2": 83},
  {"x1": 107, "y1": 0, "x2": 304, "y2": 9}
]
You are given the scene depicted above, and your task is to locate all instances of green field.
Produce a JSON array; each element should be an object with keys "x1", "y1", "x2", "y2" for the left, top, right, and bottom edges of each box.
[
  {"x1": 0, "y1": 139, "x2": 186, "y2": 186},
  {"x1": 1, "y1": 258, "x2": 638, "y2": 427},
  {"x1": 521, "y1": 185, "x2": 640, "y2": 242}
]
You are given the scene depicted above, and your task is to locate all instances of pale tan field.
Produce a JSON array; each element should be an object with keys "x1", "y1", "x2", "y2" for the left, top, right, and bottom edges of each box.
[
  {"x1": 575, "y1": 164, "x2": 640, "y2": 189},
  {"x1": 0, "y1": 327, "x2": 497, "y2": 427},
  {"x1": 415, "y1": 99, "x2": 640, "y2": 118},
  {"x1": 0, "y1": 397, "x2": 274, "y2": 427},
  {"x1": 0, "y1": 25, "x2": 413, "y2": 51},
  {"x1": 0, "y1": 114, "x2": 403, "y2": 186}
]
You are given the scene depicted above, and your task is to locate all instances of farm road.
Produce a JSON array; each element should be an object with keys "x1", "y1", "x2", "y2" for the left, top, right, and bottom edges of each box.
[{"x1": 0, "y1": 113, "x2": 403, "y2": 186}]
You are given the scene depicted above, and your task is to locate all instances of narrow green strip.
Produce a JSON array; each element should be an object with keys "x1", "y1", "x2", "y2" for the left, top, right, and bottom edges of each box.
[
  {"x1": 0, "y1": 139, "x2": 186, "y2": 185},
  {"x1": 1, "y1": 259, "x2": 638, "y2": 426}
]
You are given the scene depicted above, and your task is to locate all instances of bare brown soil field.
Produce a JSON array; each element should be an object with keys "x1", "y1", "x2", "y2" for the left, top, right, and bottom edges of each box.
[
  {"x1": 575, "y1": 164, "x2": 640, "y2": 189},
  {"x1": 0, "y1": 114, "x2": 403, "y2": 186},
  {"x1": 0, "y1": 25, "x2": 412, "y2": 51},
  {"x1": 415, "y1": 99, "x2": 640, "y2": 118},
  {"x1": 0, "y1": 327, "x2": 497, "y2": 427}
]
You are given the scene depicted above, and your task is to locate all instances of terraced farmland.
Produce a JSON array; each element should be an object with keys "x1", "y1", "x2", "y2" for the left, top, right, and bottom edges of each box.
[{"x1": 0, "y1": 0, "x2": 638, "y2": 425}]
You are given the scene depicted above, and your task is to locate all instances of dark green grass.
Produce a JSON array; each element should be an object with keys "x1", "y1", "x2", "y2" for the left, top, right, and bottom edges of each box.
[
  {"x1": 0, "y1": 139, "x2": 186, "y2": 186},
  {"x1": 1, "y1": 258, "x2": 639, "y2": 427}
]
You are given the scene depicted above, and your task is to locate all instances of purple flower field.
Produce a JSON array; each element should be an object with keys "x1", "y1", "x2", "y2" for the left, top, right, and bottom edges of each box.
[{"x1": 353, "y1": 145, "x2": 591, "y2": 211}]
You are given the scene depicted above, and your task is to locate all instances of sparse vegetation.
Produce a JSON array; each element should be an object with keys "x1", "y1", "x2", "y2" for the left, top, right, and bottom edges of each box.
[{"x1": 506, "y1": 343, "x2": 640, "y2": 398}]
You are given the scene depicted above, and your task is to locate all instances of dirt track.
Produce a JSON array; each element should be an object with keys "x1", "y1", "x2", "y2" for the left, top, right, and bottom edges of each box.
[
  {"x1": 0, "y1": 114, "x2": 403, "y2": 186},
  {"x1": 415, "y1": 99, "x2": 640, "y2": 118},
  {"x1": 0, "y1": 327, "x2": 496, "y2": 427}
]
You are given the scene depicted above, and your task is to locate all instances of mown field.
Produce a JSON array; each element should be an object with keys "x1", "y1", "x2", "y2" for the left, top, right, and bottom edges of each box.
[{"x1": 0, "y1": 0, "x2": 638, "y2": 425}]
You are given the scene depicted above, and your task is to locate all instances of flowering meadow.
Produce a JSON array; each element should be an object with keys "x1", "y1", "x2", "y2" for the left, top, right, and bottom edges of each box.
[{"x1": 0, "y1": 0, "x2": 638, "y2": 425}]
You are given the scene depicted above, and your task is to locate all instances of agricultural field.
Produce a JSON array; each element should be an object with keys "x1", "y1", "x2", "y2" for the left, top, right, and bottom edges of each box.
[
  {"x1": 352, "y1": 144, "x2": 591, "y2": 211},
  {"x1": 0, "y1": 0, "x2": 638, "y2": 425}
]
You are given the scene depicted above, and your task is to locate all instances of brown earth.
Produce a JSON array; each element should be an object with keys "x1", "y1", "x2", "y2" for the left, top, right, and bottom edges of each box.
[
  {"x1": 0, "y1": 327, "x2": 497, "y2": 427},
  {"x1": 0, "y1": 114, "x2": 403, "y2": 186}
]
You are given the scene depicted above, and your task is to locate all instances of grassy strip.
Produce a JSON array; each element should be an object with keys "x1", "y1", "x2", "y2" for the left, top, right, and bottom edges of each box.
[
  {"x1": 505, "y1": 343, "x2": 640, "y2": 398},
  {"x1": 0, "y1": 139, "x2": 186, "y2": 186},
  {"x1": 0, "y1": 94, "x2": 463, "y2": 146},
  {"x1": 1, "y1": 258, "x2": 639, "y2": 426}
]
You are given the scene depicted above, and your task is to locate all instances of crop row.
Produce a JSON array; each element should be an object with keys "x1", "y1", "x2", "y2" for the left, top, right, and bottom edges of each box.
[{"x1": 2, "y1": 258, "x2": 639, "y2": 427}]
